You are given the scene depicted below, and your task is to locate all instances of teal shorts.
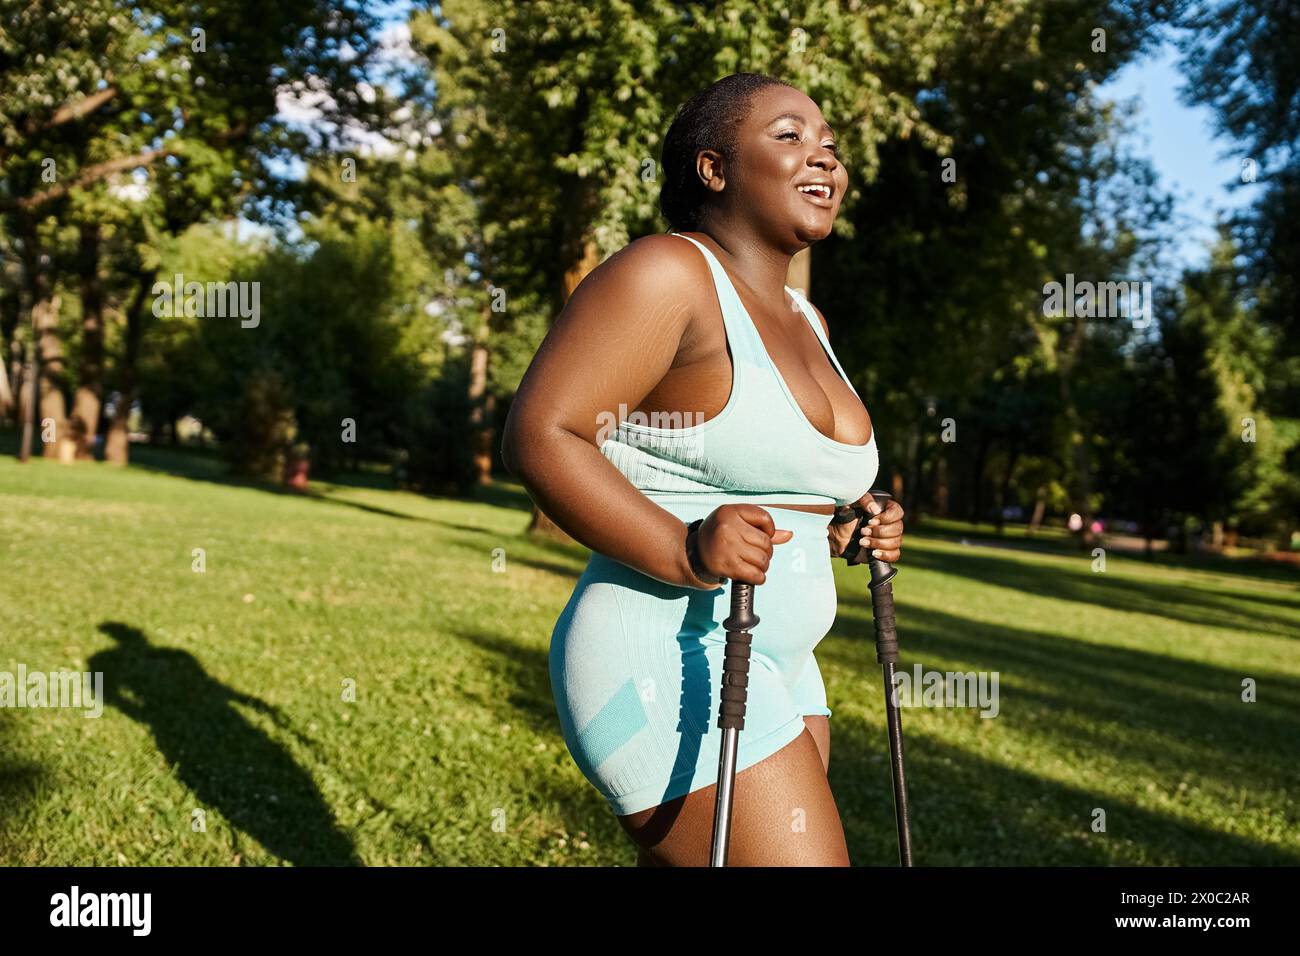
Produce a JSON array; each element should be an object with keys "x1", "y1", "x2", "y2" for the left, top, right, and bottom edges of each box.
[{"x1": 548, "y1": 496, "x2": 838, "y2": 816}]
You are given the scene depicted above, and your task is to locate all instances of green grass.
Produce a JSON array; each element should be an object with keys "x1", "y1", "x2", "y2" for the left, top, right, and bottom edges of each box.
[{"x1": 1, "y1": 443, "x2": 1297, "y2": 866}]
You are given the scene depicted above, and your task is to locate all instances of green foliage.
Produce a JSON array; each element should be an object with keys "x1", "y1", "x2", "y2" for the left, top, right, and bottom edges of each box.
[
  {"x1": 1169, "y1": 0, "x2": 1300, "y2": 529},
  {"x1": 171, "y1": 218, "x2": 433, "y2": 478},
  {"x1": 392, "y1": 362, "x2": 480, "y2": 496}
]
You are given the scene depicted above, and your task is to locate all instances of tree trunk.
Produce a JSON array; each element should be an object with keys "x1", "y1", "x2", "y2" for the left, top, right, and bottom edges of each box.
[
  {"x1": 933, "y1": 454, "x2": 949, "y2": 517},
  {"x1": 17, "y1": 228, "x2": 69, "y2": 462},
  {"x1": 1064, "y1": 406, "x2": 1094, "y2": 549},
  {"x1": 105, "y1": 271, "x2": 155, "y2": 466},
  {"x1": 0, "y1": 290, "x2": 17, "y2": 424},
  {"x1": 35, "y1": 289, "x2": 70, "y2": 461},
  {"x1": 70, "y1": 223, "x2": 105, "y2": 460},
  {"x1": 17, "y1": 331, "x2": 37, "y2": 462},
  {"x1": 994, "y1": 444, "x2": 1020, "y2": 535},
  {"x1": 1058, "y1": 316, "x2": 1095, "y2": 549},
  {"x1": 903, "y1": 419, "x2": 923, "y2": 519},
  {"x1": 0, "y1": 338, "x2": 12, "y2": 423},
  {"x1": 1027, "y1": 484, "x2": 1047, "y2": 536},
  {"x1": 968, "y1": 428, "x2": 990, "y2": 524},
  {"x1": 467, "y1": 309, "x2": 494, "y2": 485}
]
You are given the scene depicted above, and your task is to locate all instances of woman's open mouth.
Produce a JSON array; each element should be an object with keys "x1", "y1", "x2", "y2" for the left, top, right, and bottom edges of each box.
[{"x1": 796, "y1": 182, "x2": 834, "y2": 207}]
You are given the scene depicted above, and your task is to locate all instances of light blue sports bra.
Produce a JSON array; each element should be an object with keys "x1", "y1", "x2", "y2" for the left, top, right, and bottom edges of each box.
[{"x1": 598, "y1": 233, "x2": 879, "y2": 508}]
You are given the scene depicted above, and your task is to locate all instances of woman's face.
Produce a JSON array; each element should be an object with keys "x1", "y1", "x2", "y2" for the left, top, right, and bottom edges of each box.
[{"x1": 714, "y1": 85, "x2": 848, "y2": 245}]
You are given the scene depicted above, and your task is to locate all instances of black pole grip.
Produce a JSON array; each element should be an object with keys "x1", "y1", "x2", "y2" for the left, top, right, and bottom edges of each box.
[
  {"x1": 842, "y1": 490, "x2": 898, "y2": 579},
  {"x1": 718, "y1": 582, "x2": 757, "y2": 731},
  {"x1": 870, "y1": 576, "x2": 900, "y2": 665}
]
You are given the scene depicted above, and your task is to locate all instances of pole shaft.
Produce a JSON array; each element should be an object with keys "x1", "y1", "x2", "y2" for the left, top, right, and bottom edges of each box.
[
  {"x1": 710, "y1": 582, "x2": 757, "y2": 867},
  {"x1": 710, "y1": 728, "x2": 739, "y2": 866},
  {"x1": 881, "y1": 660, "x2": 913, "y2": 866}
]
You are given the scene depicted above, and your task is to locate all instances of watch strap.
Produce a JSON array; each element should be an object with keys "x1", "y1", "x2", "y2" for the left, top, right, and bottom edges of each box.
[{"x1": 685, "y1": 518, "x2": 727, "y2": 585}]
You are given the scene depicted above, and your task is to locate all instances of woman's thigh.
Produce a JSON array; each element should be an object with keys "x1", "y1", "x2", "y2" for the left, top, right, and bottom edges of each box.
[
  {"x1": 802, "y1": 714, "x2": 829, "y2": 775},
  {"x1": 621, "y1": 726, "x2": 848, "y2": 867}
]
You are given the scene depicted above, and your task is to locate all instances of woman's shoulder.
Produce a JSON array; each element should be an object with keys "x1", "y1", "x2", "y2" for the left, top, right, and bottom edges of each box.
[{"x1": 586, "y1": 232, "x2": 712, "y2": 299}]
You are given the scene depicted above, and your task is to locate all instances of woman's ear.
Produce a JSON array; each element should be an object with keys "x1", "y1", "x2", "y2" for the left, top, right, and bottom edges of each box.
[{"x1": 695, "y1": 149, "x2": 727, "y2": 194}]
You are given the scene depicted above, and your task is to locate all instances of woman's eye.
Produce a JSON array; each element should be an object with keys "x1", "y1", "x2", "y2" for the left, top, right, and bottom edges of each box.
[
  {"x1": 824, "y1": 142, "x2": 839, "y2": 154},
  {"x1": 779, "y1": 130, "x2": 800, "y2": 141}
]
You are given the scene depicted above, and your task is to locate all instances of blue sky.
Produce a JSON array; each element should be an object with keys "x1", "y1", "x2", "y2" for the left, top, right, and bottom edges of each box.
[{"x1": 1099, "y1": 38, "x2": 1255, "y2": 270}]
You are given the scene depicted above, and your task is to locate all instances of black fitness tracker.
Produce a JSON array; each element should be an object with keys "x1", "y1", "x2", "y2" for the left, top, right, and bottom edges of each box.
[{"x1": 685, "y1": 518, "x2": 727, "y2": 585}]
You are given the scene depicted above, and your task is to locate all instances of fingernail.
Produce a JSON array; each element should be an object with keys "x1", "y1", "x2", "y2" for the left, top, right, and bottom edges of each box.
[
  {"x1": 867, "y1": 502, "x2": 882, "y2": 515},
  {"x1": 871, "y1": 549, "x2": 883, "y2": 558}
]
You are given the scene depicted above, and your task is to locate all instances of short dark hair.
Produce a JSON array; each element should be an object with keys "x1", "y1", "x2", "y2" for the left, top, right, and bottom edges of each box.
[{"x1": 659, "y1": 72, "x2": 792, "y2": 232}]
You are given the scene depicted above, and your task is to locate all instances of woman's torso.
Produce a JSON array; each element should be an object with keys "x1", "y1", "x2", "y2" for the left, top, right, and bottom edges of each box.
[{"x1": 598, "y1": 231, "x2": 877, "y2": 517}]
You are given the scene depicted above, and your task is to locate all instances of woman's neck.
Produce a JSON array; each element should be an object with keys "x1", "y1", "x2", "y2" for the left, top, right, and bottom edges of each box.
[{"x1": 685, "y1": 219, "x2": 796, "y2": 309}]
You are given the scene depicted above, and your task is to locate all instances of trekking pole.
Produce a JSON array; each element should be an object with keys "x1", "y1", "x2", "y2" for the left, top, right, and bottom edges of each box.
[
  {"x1": 842, "y1": 490, "x2": 914, "y2": 866},
  {"x1": 709, "y1": 580, "x2": 757, "y2": 867}
]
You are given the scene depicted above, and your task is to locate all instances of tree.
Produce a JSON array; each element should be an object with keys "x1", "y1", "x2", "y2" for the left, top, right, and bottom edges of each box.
[
  {"x1": 1169, "y1": 0, "x2": 1300, "y2": 533},
  {"x1": 816, "y1": 0, "x2": 1168, "y2": 529},
  {"x1": 0, "y1": 0, "x2": 386, "y2": 462},
  {"x1": 413, "y1": 0, "x2": 973, "y2": 534}
]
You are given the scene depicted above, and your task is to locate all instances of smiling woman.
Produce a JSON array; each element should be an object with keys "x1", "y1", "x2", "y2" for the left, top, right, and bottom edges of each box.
[{"x1": 500, "y1": 72, "x2": 907, "y2": 867}]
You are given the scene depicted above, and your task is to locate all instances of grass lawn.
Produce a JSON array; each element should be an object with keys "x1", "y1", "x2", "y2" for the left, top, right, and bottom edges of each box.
[{"x1": 2, "y1": 442, "x2": 1297, "y2": 866}]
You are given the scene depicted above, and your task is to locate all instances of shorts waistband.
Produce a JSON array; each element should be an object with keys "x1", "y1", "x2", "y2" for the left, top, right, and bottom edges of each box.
[
  {"x1": 645, "y1": 491, "x2": 837, "y2": 508},
  {"x1": 646, "y1": 492, "x2": 836, "y2": 532}
]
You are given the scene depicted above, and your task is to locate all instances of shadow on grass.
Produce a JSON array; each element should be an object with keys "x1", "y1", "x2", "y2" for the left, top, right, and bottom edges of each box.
[
  {"x1": 832, "y1": 717, "x2": 1298, "y2": 865},
  {"x1": 88, "y1": 622, "x2": 362, "y2": 866},
  {"x1": 117, "y1": 442, "x2": 540, "y2": 529},
  {"x1": 900, "y1": 545, "x2": 1299, "y2": 639},
  {"x1": 439, "y1": 625, "x2": 646, "y2": 863},
  {"x1": 919, "y1": 519, "x2": 1300, "y2": 588},
  {"x1": 510, "y1": 555, "x2": 590, "y2": 580},
  {"x1": 819, "y1": 594, "x2": 1300, "y2": 864},
  {"x1": 0, "y1": 714, "x2": 45, "y2": 862}
]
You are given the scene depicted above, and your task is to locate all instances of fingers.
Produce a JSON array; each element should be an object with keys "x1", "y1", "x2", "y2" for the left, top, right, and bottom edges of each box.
[
  {"x1": 701, "y1": 505, "x2": 796, "y2": 585},
  {"x1": 738, "y1": 520, "x2": 774, "y2": 548},
  {"x1": 727, "y1": 544, "x2": 776, "y2": 584},
  {"x1": 704, "y1": 538, "x2": 774, "y2": 584},
  {"x1": 856, "y1": 490, "x2": 884, "y2": 514},
  {"x1": 855, "y1": 499, "x2": 906, "y2": 562},
  {"x1": 733, "y1": 503, "x2": 776, "y2": 535},
  {"x1": 727, "y1": 505, "x2": 792, "y2": 548},
  {"x1": 826, "y1": 519, "x2": 856, "y2": 557}
]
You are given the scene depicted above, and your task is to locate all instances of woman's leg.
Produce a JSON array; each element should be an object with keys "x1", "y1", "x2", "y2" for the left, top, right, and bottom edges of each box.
[
  {"x1": 618, "y1": 727, "x2": 849, "y2": 867},
  {"x1": 802, "y1": 714, "x2": 830, "y2": 775}
]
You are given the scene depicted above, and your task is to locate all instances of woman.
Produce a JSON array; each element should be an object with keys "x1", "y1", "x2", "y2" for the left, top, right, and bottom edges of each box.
[{"x1": 501, "y1": 72, "x2": 906, "y2": 866}]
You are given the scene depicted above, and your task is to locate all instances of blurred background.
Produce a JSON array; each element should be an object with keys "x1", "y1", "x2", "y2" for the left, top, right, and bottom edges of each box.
[{"x1": 1, "y1": 1, "x2": 1297, "y2": 867}]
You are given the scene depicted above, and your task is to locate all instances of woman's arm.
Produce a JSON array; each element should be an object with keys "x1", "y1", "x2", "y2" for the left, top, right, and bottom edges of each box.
[{"x1": 501, "y1": 234, "x2": 718, "y2": 589}]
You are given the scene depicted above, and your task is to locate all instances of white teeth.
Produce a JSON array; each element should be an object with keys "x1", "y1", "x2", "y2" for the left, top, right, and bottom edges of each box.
[{"x1": 798, "y1": 185, "x2": 831, "y2": 198}]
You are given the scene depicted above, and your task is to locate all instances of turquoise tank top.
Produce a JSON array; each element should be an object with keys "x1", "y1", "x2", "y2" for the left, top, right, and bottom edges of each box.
[{"x1": 599, "y1": 232, "x2": 879, "y2": 508}]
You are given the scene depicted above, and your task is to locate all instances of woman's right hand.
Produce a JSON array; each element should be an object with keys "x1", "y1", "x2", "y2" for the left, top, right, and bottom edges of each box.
[{"x1": 693, "y1": 504, "x2": 794, "y2": 586}]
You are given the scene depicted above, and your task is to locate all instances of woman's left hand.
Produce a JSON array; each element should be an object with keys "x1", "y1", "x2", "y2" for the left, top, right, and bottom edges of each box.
[{"x1": 827, "y1": 491, "x2": 906, "y2": 562}]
